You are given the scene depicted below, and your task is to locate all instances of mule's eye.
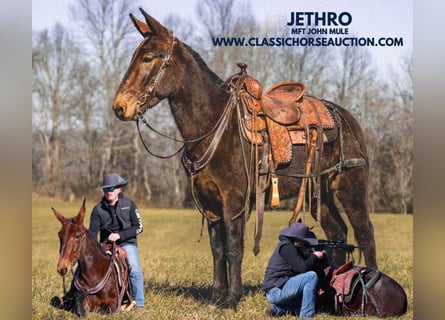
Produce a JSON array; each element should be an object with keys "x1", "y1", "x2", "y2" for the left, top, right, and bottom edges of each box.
[
  {"x1": 142, "y1": 54, "x2": 155, "y2": 63},
  {"x1": 74, "y1": 231, "x2": 83, "y2": 238}
]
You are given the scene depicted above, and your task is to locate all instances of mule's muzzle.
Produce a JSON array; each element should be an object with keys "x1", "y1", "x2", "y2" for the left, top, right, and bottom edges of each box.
[
  {"x1": 57, "y1": 266, "x2": 69, "y2": 276},
  {"x1": 112, "y1": 97, "x2": 137, "y2": 121},
  {"x1": 57, "y1": 260, "x2": 72, "y2": 276},
  {"x1": 114, "y1": 105, "x2": 126, "y2": 120}
]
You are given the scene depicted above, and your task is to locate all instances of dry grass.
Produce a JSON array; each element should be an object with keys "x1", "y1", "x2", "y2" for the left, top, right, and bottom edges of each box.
[{"x1": 32, "y1": 199, "x2": 413, "y2": 319}]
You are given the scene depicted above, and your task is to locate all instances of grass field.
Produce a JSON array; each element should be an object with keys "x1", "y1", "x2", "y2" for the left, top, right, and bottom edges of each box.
[{"x1": 32, "y1": 199, "x2": 413, "y2": 319}]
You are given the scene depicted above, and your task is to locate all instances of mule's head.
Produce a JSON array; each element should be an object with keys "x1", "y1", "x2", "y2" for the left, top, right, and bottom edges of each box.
[
  {"x1": 52, "y1": 198, "x2": 87, "y2": 276},
  {"x1": 113, "y1": 8, "x2": 179, "y2": 121}
]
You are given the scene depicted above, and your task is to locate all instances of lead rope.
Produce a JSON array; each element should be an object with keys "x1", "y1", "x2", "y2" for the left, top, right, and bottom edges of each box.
[
  {"x1": 136, "y1": 117, "x2": 185, "y2": 159},
  {"x1": 63, "y1": 274, "x2": 68, "y2": 295}
]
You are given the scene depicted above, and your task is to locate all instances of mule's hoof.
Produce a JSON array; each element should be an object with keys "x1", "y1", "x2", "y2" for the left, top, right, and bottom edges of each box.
[{"x1": 50, "y1": 295, "x2": 63, "y2": 309}]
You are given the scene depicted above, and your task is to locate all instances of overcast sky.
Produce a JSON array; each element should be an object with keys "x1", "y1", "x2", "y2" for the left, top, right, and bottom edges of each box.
[{"x1": 32, "y1": 0, "x2": 412, "y2": 73}]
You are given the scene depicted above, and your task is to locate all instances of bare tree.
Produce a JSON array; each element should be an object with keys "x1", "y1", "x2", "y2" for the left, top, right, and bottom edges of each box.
[
  {"x1": 67, "y1": 59, "x2": 101, "y2": 189},
  {"x1": 32, "y1": 25, "x2": 83, "y2": 196},
  {"x1": 333, "y1": 46, "x2": 376, "y2": 116},
  {"x1": 195, "y1": 0, "x2": 258, "y2": 77},
  {"x1": 386, "y1": 53, "x2": 413, "y2": 213},
  {"x1": 68, "y1": 0, "x2": 142, "y2": 179}
]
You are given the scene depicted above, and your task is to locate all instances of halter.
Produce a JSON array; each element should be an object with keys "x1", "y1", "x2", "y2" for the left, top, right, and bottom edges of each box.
[{"x1": 136, "y1": 30, "x2": 176, "y2": 115}]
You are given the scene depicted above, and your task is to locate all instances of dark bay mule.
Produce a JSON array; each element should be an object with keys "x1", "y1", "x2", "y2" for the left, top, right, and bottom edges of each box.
[
  {"x1": 112, "y1": 8, "x2": 377, "y2": 308},
  {"x1": 51, "y1": 199, "x2": 134, "y2": 317}
]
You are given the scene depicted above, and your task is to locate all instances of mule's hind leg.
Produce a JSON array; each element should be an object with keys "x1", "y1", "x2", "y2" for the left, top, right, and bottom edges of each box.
[
  {"x1": 333, "y1": 169, "x2": 377, "y2": 268},
  {"x1": 310, "y1": 184, "x2": 349, "y2": 265}
]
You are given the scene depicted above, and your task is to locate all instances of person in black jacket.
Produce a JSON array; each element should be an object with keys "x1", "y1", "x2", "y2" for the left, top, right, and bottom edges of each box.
[
  {"x1": 263, "y1": 222, "x2": 328, "y2": 318},
  {"x1": 89, "y1": 173, "x2": 144, "y2": 310}
]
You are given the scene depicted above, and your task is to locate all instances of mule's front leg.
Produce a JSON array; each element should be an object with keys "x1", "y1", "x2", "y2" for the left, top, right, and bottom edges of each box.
[
  {"x1": 208, "y1": 220, "x2": 228, "y2": 307},
  {"x1": 226, "y1": 217, "x2": 245, "y2": 309},
  {"x1": 72, "y1": 290, "x2": 87, "y2": 318}
]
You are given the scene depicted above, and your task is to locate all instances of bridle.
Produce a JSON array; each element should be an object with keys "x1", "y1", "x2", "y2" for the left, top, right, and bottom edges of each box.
[
  {"x1": 59, "y1": 226, "x2": 86, "y2": 271},
  {"x1": 59, "y1": 226, "x2": 86, "y2": 294},
  {"x1": 135, "y1": 30, "x2": 176, "y2": 115},
  {"x1": 135, "y1": 31, "x2": 184, "y2": 159},
  {"x1": 135, "y1": 30, "x2": 236, "y2": 161}
]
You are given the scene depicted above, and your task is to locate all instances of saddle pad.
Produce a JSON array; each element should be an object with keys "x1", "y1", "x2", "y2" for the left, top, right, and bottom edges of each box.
[{"x1": 289, "y1": 130, "x2": 330, "y2": 144}]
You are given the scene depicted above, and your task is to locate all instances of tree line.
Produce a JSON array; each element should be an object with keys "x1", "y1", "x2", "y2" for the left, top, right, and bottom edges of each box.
[{"x1": 32, "y1": 0, "x2": 412, "y2": 213}]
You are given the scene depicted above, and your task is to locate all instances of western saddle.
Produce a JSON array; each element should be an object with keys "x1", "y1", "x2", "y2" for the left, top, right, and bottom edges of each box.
[
  {"x1": 229, "y1": 62, "x2": 337, "y2": 164},
  {"x1": 227, "y1": 63, "x2": 340, "y2": 226}
]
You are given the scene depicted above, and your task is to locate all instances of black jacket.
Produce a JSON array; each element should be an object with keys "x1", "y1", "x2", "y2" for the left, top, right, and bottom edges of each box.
[
  {"x1": 88, "y1": 193, "x2": 143, "y2": 246},
  {"x1": 263, "y1": 235, "x2": 328, "y2": 292}
]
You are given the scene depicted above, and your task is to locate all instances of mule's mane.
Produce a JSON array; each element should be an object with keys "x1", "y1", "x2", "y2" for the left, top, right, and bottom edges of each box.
[
  {"x1": 182, "y1": 42, "x2": 226, "y2": 88},
  {"x1": 92, "y1": 236, "x2": 109, "y2": 255}
]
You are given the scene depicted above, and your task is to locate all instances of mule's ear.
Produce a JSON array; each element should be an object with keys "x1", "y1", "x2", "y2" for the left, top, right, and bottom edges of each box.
[
  {"x1": 130, "y1": 13, "x2": 151, "y2": 37},
  {"x1": 76, "y1": 198, "x2": 86, "y2": 225},
  {"x1": 139, "y1": 7, "x2": 169, "y2": 37},
  {"x1": 52, "y1": 207, "x2": 66, "y2": 224}
]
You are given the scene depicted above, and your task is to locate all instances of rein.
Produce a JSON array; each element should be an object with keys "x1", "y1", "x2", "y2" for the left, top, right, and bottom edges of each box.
[
  {"x1": 181, "y1": 94, "x2": 237, "y2": 175},
  {"x1": 136, "y1": 117, "x2": 185, "y2": 159},
  {"x1": 136, "y1": 103, "x2": 231, "y2": 159}
]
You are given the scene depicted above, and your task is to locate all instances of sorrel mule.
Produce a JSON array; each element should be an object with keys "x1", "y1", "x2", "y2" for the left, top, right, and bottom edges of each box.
[
  {"x1": 112, "y1": 8, "x2": 377, "y2": 308},
  {"x1": 51, "y1": 199, "x2": 134, "y2": 317}
]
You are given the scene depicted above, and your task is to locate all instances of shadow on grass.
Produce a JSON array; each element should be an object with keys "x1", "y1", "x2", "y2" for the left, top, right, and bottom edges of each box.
[{"x1": 146, "y1": 280, "x2": 263, "y2": 305}]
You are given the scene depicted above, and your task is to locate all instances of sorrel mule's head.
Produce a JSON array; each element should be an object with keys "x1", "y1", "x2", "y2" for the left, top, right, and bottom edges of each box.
[
  {"x1": 113, "y1": 8, "x2": 178, "y2": 121},
  {"x1": 52, "y1": 198, "x2": 87, "y2": 276},
  {"x1": 52, "y1": 199, "x2": 133, "y2": 316}
]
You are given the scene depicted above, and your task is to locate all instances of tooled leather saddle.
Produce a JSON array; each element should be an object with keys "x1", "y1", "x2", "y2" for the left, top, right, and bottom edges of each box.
[{"x1": 227, "y1": 62, "x2": 338, "y2": 169}]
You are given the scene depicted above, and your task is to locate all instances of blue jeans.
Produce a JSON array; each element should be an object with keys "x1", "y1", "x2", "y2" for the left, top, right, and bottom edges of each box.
[
  {"x1": 266, "y1": 271, "x2": 318, "y2": 318},
  {"x1": 122, "y1": 244, "x2": 144, "y2": 307}
]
